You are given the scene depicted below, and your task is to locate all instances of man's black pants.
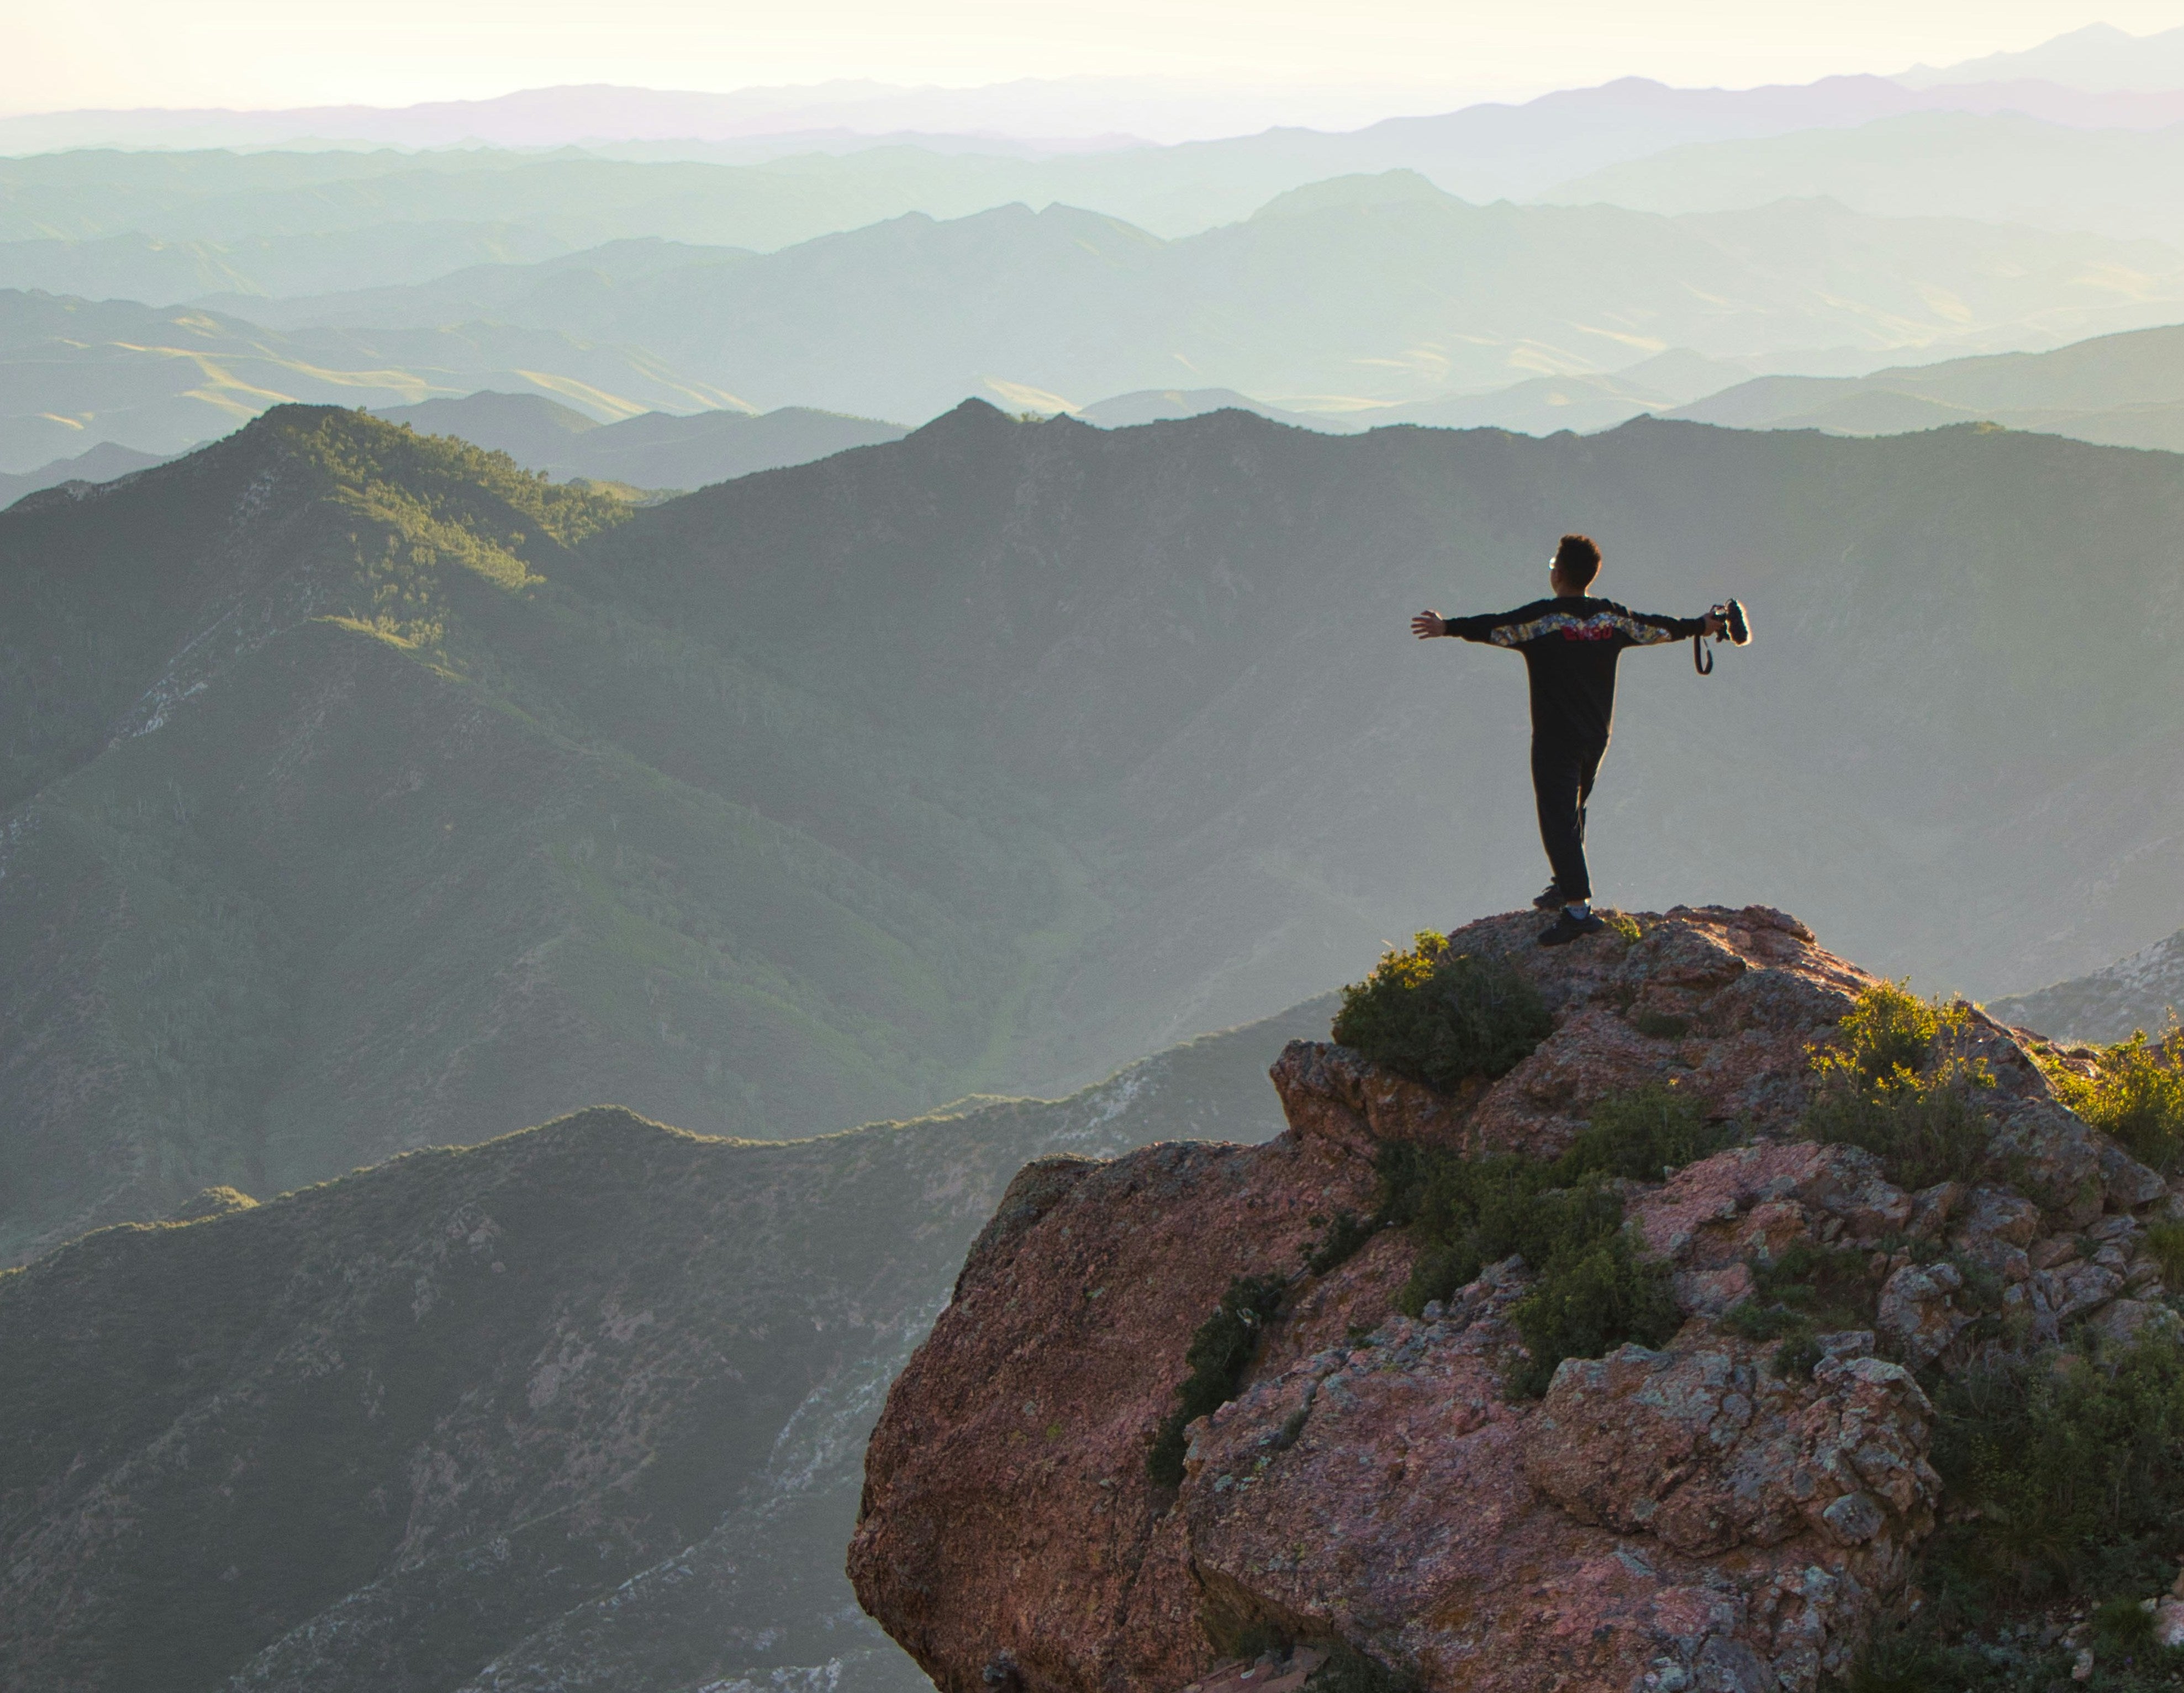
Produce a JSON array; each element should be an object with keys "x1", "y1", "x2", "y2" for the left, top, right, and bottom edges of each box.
[{"x1": 1532, "y1": 736, "x2": 1606, "y2": 903}]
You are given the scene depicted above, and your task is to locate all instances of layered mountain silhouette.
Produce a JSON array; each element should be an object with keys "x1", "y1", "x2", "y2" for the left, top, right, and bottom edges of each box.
[
  {"x1": 372, "y1": 391, "x2": 908, "y2": 489},
  {"x1": 239, "y1": 177, "x2": 2184, "y2": 417},
  {"x1": 8, "y1": 63, "x2": 2183, "y2": 221},
  {"x1": 1667, "y1": 321, "x2": 2184, "y2": 451},
  {"x1": 8, "y1": 400, "x2": 2184, "y2": 1262},
  {"x1": 20, "y1": 177, "x2": 2184, "y2": 466},
  {"x1": 0, "y1": 441, "x2": 173, "y2": 508},
  {"x1": 0, "y1": 996, "x2": 1326, "y2": 1693},
  {"x1": 0, "y1": 290, "x2": 741, "y2": 472},
  {"x1": 1547, "y1": 111, "x2": 2184, "y2": 246}
]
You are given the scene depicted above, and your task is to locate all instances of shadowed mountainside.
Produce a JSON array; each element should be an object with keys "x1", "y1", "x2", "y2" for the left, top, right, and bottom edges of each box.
[
  {"x1": 0, "y1": 409, "x2": 1068, "y2": 1259},
  {"x1": 0, "y1": 993, "x2": 1326, "y2": 1693},
  {"x1": 583, "y1": 397, "x2": 2184, "y2": 1026},
  {"x1": 8, "y1": 400, "x2": 2184, "y2": 1260}
]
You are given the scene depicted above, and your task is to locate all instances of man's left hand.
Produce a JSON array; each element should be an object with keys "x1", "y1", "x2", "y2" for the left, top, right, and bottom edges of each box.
[{"x1": 1411, "y1": 611, "x2": 1447, "y2": 639}]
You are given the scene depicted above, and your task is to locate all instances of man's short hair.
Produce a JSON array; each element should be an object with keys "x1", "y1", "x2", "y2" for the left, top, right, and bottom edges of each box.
[{"x1": 1554, "y1": 534, "x2": 1602, "y2": 590}]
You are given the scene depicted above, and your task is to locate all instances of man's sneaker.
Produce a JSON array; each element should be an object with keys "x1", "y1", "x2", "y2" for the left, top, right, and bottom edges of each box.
[
  {"x1": 1538, "y1": 908, "x2": 1607, "y2": 947},
  {"x1": 1531, "y1": 883, "x2": 1566, "y2": 911}
]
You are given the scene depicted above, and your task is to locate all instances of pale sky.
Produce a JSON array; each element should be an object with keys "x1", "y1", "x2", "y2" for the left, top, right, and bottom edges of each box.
[{"x1": 7, "y1": 0, "x2": 2184, "y2": 118}]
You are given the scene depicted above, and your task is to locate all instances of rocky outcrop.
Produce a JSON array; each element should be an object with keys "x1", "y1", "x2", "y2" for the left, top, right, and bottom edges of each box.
[{"x1": 850, "y1": 906, "x2": 2180, "y2": 1693}]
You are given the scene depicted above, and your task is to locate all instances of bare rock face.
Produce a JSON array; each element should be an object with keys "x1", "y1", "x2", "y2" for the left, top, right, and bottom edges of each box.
[{"x1": 848, "y1": 906, "x2": 2175, "y2": 1693}]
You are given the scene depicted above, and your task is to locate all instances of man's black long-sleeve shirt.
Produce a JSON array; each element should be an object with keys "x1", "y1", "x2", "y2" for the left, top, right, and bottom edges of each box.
[{"x1": 1444, "y1": 596, "x2": 1707, "y2": 750}]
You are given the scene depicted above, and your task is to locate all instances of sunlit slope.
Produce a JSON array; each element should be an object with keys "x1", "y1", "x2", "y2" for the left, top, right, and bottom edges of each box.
[
  {"x1": 0, "y1": 409, "x2": 1073, "y2": 1259},
  {"x1": 0, "y1": 291, "x2": 740, "y2": 472}
]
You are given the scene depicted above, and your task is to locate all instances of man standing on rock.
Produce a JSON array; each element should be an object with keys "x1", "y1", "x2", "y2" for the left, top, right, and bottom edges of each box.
[{"x1": 1413, "y1": 534, "x2": 1724, "y2": 946}]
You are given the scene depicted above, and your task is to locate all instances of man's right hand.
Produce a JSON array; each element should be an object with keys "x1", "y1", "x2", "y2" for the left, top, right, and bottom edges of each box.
[{"x1": 1411, "y1": 610, "x2": 1448, "y2": 640}]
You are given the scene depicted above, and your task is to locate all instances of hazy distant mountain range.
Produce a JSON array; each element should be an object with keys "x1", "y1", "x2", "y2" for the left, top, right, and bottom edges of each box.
[
  {"x1": 1545, "y1": 112, "x2": 2184, "y2": 246},
  {"x1": 372, "y1": 392, "x2": 906, "y2": 488},
  {"x1": 1899, "y1": 21, "x2": 2184, "y2": 91},
  {"x1": 0, "y1": 288, "x2": 741, "y2": 471},
  {"x1": 14, "y1": 174, "x2": 2184, "y2": 467},
  {"x1": 10, "y1": 26, "x2": 2184, "y2": 463},
  {"x1": 0, "y1": 440, "x2": 173, "y2": 508},
  {"x1": 1661, "y1": 323, "x2": 2184, "y2": 450},
  {"x1": 8, "y1": 22, "x2": 2184, "y2": 154},
  {"x1": 8, "y1": 78, "x2": 2184, "y2": 269}
]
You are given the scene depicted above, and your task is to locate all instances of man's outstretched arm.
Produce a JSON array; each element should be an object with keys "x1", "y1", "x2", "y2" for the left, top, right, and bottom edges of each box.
[
  {"x1": 1618, "y1": 608, "x2": 1726, "y2": 645},
  {"x1": 1412, "y1": 610, "x2": 1524, "y2": 641}
]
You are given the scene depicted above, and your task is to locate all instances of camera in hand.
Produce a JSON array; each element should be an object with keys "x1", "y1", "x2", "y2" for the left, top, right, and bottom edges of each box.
[
  {"x1": 1693, "y1": 598, "x2": 1750, "y2": 673},
  {"x1": 1712, "y1": 598, "x2": 1752, "y2": 646}
]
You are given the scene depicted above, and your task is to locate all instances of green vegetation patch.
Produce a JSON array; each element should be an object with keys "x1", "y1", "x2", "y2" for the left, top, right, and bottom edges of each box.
[
  {"x1": 1557, "y1": 1083, "x2": 1734, "y2": 1181},
  {"x1": 1599, "y1": 910, "x2": 1643, "y2": 946},
  {"x1": 1805, "y1": 981, "x2": 1998, "y2": 1189},
  {"x1": 1722, "y1": 1240, "x2": 1884, "y2": 1378},
  {"x1": 1304, "y1": 1210, "x2": 1379, "y2": 1277},
  {"x1": 1147, "y1": 1273, "x2": 1289, "y2": 1486},
  {"x1": 1331, "y1": 932, "x2": 1552, "y2": 1091},
  {"x1": 2050, "y1": 1027, "x2": 2184, "y2": 1175},
  {"x1": 2146, "y1": 1220, "x2": 2184, "y2": 1288},
  {"x1": 1376, "y1": 1084, "x2": 1725, "y2": 1396},
  {"x1": 1936, "y1": 1336, "x2": 2184, "y2": 1601},
  {"x1": 1842, "y1": 1328, "x2": 2184, "y2": 1691}
]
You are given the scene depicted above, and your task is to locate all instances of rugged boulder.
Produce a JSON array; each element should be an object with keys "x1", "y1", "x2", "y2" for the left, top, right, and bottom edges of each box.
[{"x1": 849, "y1": 906, "x2": 2178, "y2": 1693}]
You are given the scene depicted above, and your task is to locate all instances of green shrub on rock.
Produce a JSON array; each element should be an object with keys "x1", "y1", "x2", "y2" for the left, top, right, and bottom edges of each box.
[
  {"x1": 1844, "y1": 1329, "x2": 2184, "y2": 1690},
  {"x1": 1147, "y1": 1274, "x2": 1289, "y2": 1487},
  {"x1": 1376, "y1": 1084, "x2": 1718, "y2": 1395},
  {"x1": 1554, "y1": 1082, "x2": 1733, "y2": 1181},
  {"x1": 1505, "y1": 1235, "x2": 1680, "y2": 1399},
  {"x1": 1306, "y1": 1642, "x2": 1423, "y2": 1692},
  {"x1": 2051, "y1": 1027, "x2": 2184, "y2": 1175},
  {"x1": 1932, "y1": 1334, "x2": 2184, "y2": 1600},
  {"x1": 1805, "y1": 982, "x2": 1997, "y2": 1189},
  {"x1": 1332, "y1": 933, "x2": 1552, "y2": 1091},
  {"x1": 1722, "y1": 1240, "x2": 1884, "y2": 1378}
]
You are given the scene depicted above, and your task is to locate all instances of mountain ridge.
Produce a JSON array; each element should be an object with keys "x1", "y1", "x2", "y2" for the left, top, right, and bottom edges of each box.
[
  {"x1": 156, "y1": 182, "x2": 2184, "y2": 429},
  {"x1": 0, "y1": 986, "x2": 1328, "y2": 1692},
  {"x1": 11, "y1": 399, "x2": 2184, "y2": 1263},
  {"x1": 1665, "y1": 320, "x2": 2184, "y2": 450}
]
